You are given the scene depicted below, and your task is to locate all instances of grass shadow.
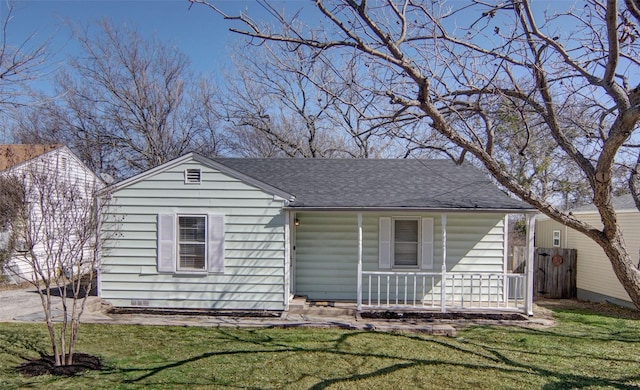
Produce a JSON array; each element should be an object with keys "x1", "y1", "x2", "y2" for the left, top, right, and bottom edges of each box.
[{"x1": 113, "y1": 325, "x2": 639, "y2": 389}]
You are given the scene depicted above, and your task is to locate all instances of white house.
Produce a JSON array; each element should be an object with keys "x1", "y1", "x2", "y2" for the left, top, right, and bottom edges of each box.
[
  {"x1": 100, "y1": 153, "x2": 538, "y2": 314},
  {"x1": 0, "y1": 144, "x2": 102, "y2": 282}
]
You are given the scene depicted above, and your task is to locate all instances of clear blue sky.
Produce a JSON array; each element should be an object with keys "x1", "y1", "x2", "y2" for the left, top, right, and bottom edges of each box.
[
  {"x1": 2, "y1": 0, "x2": 567, "y2": 94},
  {"x1": 1, "y1": 0, "x2": 308, "y2": 90},
  {"x1": 0, "y1": 0, "x2": 595, "y2": 102}
]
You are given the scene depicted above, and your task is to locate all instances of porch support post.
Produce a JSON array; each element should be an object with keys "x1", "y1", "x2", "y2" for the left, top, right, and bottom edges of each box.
[
  {"x1": 440, "y1": 213, "x2": 447, "y2": 313},
  {"x1": 525, "y1": 213, "x2": 536, "y2": 316},
  {"x1": 503, "y1": 215, "x2": 509, "y2": 304},
  {"x1": 357, "y1": 213, "x2": 363, "y2": 311}
]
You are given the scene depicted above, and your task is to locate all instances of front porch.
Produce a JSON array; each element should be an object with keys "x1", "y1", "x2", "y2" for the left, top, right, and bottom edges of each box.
[{"x1": 288, "y1": 211, "x2": 536, "y2": 315}]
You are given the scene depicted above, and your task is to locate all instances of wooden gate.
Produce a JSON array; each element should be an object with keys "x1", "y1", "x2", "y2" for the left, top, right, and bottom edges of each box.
[{"x1": 534, "y1": 247, "x2": 577, "y2": 299}]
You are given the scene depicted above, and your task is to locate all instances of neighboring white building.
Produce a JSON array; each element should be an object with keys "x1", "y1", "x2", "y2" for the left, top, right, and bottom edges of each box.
[
  {"x1": 0, "y1": 144, "x2": 102, "y2": 282},
  {"x1": 535, "y1": 195, "x2": 639, "y2": 309}
]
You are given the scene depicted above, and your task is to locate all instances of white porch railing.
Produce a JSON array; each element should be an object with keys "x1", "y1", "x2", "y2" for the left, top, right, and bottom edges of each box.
[{"x1": 359, "y1": 271, "x2": 526, "y2": 312}]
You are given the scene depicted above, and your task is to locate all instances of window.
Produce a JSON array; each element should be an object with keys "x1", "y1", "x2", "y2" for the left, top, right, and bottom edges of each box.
[
  {"x1": 393, "y1": 218, "x2": 419, "y2": 267},
  {"x1": 379, "y1": 217, "x2": 433, "y2": 269},
  {"x1": 157, "y1": 213, "x2": 225, "y2": 274},
  {"x1": 552, "y1": 230, "x2": 561, "y2": 247},
  {"x1": 184, "y1": 168, "x2": 202, "y2": 184},
  {"x1": 178, "y1": 216, "x2": 206, "y2": 270}
]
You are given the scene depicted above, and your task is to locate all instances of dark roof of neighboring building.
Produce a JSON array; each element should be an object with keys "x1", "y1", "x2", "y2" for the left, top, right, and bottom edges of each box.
[
  {"x1": 0, "y1": 144, "x2": 63, "y2": 171},
  {"x1": 213, "y1": 158, "x2": 534, "y2": 211}
]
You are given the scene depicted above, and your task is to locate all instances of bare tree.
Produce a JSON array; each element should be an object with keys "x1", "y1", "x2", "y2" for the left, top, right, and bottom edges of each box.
[
  {"x1": 491, "y1": 101, "x2": 596, "y2": 208},
  {"x1": 219, "y1": 37, "x2": 416, "y2": 158},
  {"x1": 12, "y1": 19, "x2": 226, "y2": 179},
  {"x1": 0, "y1": 0, "x2": 49, "y2": 109},
  {"x1": 4, "y1": 155, "x2": 113, "y2": 366},
  {"x1": 192, "y1": 0, "x2": 640, "y2": 307}
]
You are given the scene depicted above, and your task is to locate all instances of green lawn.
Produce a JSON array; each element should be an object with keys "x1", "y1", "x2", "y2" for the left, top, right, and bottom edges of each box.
[{"x1": 1, "y1": 304, "x2": 639, "y2": 389}]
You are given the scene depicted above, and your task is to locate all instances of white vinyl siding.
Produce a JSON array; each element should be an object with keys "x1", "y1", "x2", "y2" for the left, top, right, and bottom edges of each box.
[
  {"x1": 2, "y1": 148, "x2": 101, "y2": 282},
  {"x1": 445, "y1": 214, "x2": 505, "y2": 273},
  {"x1": 100, "y1": 161, "x2": 286, "y2": 310}
]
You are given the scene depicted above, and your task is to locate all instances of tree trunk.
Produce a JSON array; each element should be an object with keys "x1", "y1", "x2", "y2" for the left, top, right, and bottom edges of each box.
[{"x1": 593, "y1": 228, "x2": 640, "y2": 307}]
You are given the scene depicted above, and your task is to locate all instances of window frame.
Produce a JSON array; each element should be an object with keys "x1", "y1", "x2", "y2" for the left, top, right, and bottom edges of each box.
[
  {"x1": 392, "y1": 217, "x2": 421, "y2": 269},
  {"x1": 552, "y1": 230, "x2": 561, "y2": 247},
  {"x1": 177, "y1": 214, "x2": 207, "y2": 272}
]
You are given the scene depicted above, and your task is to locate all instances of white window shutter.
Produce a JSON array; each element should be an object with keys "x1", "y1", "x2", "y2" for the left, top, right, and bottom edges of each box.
[
  {"x1": 421, "y1": 218, "x2": 434, "y2": 269},
  {"x1": 157, "y1": 214, "x2": 176, "y2": 273},
  {"x1": 379, "y1": 217, "x2": 391, "y2": 269},
  {"x1": 208, "y1": 214, "x2": 225, "y2": 273}
]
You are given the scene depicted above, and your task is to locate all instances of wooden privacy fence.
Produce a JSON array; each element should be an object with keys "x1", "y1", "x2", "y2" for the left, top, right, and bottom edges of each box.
[
  {"x1": 510, "y1": 246, "x2": 577, "y2": 299},
  {"x1": 534, "y1": 247, "x2": 577, "y2": 299}
]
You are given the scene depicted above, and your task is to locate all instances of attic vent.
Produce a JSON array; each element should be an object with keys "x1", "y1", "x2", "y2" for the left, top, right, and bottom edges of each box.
[
  {"x1": 185, "y1": 168, "x2": 202, "y2": 184},
  {"x1": 60, "y1": 156, "x2": 68, "y2": 171}
]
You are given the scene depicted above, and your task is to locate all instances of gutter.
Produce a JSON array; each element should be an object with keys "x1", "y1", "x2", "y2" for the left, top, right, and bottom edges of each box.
[{"x1": 283, "y1": 206, "x2": 538, "y2": 214}]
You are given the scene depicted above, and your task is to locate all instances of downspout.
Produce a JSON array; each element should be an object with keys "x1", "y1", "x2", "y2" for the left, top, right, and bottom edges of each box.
[
  {"x1": 283, "y1": 210, "x2": 291, "y2": 311},
  {"x1": 525, "y1": 213, "x2": 536, "y2": 316},
  {"x1": 95, "y1": 192, "x2": 102, "y2": 298},
  {"x1": 440, "y1": 213, "x2": 447, "y2": 313},
  {"x1": 357, "y1": 213, "x2": 363, "y2": 311}
]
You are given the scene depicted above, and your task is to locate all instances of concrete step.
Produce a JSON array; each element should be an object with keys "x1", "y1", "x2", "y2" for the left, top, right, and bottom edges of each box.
[
  {"x1": 286, "y1": 297, "x2": 458, "y2": 336},
  {"x1": 288, "y1": 297, "x2": 358, "y2": 316}
]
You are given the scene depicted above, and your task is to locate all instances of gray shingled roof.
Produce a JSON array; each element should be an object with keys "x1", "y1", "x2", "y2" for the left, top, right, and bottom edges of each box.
[
  {"x1": 571, "y1": 193, "x2": 638, "y2": 213},
  {"x1": 214, "y1": 158, "x2": 533, "y2": 211}
]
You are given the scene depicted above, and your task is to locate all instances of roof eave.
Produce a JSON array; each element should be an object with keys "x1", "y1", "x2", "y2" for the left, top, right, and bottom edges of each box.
[{"x1": 284, "y1": 206, "x2": 537, "y2": 213}]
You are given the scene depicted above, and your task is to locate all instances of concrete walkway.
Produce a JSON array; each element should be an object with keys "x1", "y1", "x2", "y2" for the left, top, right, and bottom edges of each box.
[{"x1": 0, "y1": 287, "x2": 555, "y2": 337}]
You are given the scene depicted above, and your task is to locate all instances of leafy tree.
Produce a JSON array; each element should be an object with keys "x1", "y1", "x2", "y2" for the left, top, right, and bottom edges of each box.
[{"x1": 192, "y1": 0, "x2": 640, "y2": 307}]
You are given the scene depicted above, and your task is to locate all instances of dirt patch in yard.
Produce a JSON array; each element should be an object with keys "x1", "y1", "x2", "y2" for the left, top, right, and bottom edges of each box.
[
  {"x1": 17, "y1": 353, "x2": 102, "y2": 377},
  {"x1": 535, "y1": 298, "x2": 640, "y2": 319}
]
